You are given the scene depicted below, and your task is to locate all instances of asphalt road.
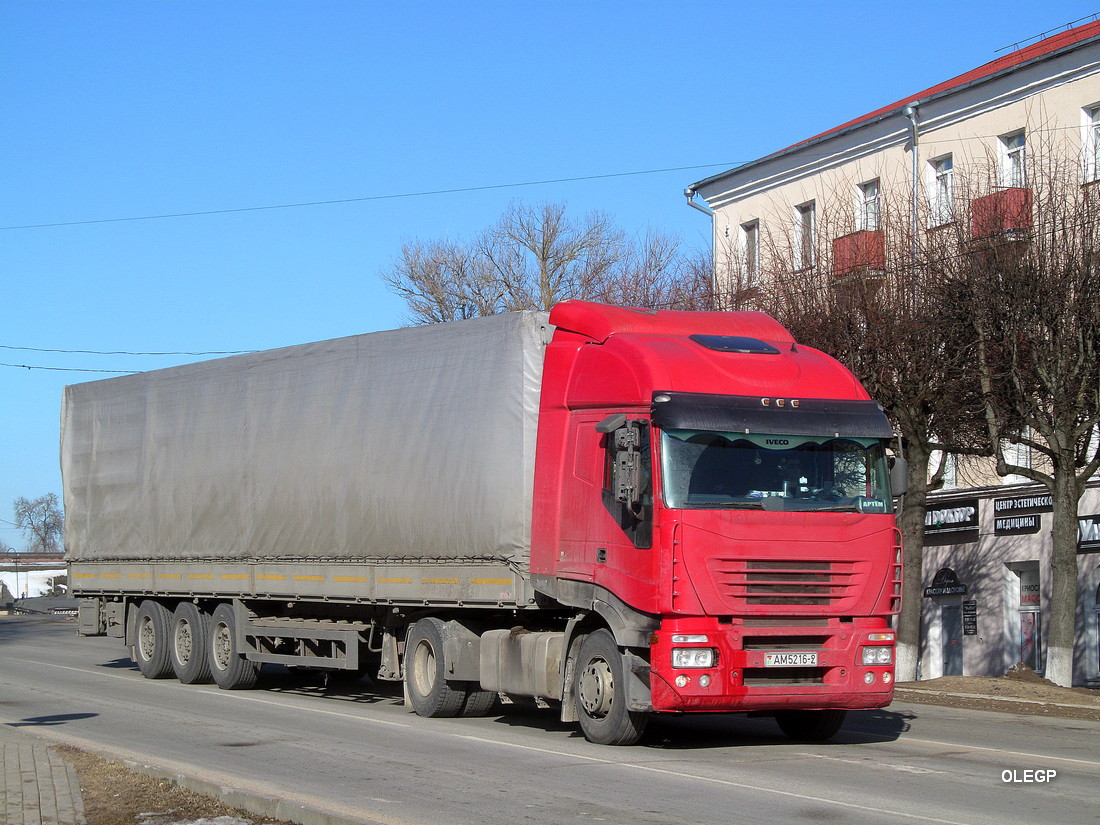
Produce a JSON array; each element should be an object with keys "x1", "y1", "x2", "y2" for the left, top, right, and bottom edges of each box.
[{"x1": 2, "y1": 615, "x2": 1098, "y2": 825}]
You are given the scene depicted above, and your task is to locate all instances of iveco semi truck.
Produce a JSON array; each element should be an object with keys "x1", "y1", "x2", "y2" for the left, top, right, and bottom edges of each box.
[{"x1": 65, "y1": 301, "x2": 902, "y2": 745}]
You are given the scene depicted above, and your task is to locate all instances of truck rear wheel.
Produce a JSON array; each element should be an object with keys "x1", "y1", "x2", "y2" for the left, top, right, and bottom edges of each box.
[
  {"x1": 171, "y1": 602, "x2": 213, "y2": 684},
  {"x1": 574, "y1": 629, "x2": 648, "y2": 746},
  {"x1": 775, "y1": 709, "x2": 847, "y2": 741},
  {"x1": 134, "y1": 601, "x2": 174, "y2": 679},
  {"x1": 404, "y1": 617, "x2": 467, "y2": 718},
  {"x1": 209, "y1": 603, "x2": 259, "y2": 690}
]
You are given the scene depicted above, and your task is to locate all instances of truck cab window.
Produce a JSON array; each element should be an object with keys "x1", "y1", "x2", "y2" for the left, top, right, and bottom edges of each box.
[{"x1": 659, "y1": 430, "x2": 892, "y2": 513}]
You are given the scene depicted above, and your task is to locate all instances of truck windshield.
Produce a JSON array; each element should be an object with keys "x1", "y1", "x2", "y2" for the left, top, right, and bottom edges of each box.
[{"x1": 659, "y1": 430, "x2": 893, "y2": 513}]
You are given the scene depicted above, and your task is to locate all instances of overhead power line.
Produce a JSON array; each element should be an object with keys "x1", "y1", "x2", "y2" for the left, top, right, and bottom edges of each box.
[
  {"x1": 0, "y1": 344, "x2": 254, "y2": 357},
  {"x1": 1, "y1": 362, "x2": 135, "y2": 374},
  {"x1": 0, "y1": 163, "x2": 737, "y2": 230}
]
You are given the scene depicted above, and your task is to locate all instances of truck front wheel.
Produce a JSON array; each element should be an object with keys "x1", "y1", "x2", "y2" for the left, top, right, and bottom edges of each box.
[
  {"x1": 574, "y1": 629, "x2": 648, "y2": 746},
  {"x1": 209, "y1": 603, "x2": 259, "y2": 690},
  {"x1": 134, "y1": 601, "x2": 174, "y2": 679},
  {"x1": 775, "y1": 709, "x2": 847, "y2": 741}
]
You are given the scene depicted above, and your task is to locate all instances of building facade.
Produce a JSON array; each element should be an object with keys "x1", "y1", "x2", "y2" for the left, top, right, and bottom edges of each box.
[{"x1": 687, "y1": 21, "x2": 1100, "y2": 685}]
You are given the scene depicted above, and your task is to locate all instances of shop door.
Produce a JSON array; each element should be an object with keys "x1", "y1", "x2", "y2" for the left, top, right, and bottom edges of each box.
[{"x1": 942, "y1": 605, "x2": 963, "y2": 676}]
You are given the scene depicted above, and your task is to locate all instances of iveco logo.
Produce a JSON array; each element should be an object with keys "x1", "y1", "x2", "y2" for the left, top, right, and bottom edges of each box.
[{"x1": 765, "y1": 438, "x2": 790, "y2": 446}]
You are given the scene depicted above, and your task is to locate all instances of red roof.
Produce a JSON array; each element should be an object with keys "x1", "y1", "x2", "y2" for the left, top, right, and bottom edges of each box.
[
  {"x1": 694, "y1": 18, "x2": 1100, "y2": 188},
  {"x1": 797, "y1": 19, "x2": 1100, "y2": 147}
]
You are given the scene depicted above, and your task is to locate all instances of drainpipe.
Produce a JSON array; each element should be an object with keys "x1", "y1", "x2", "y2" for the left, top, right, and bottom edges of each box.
[
  {"x1": 684, "y1": 187, "x2": 715, "y2": 217},
  {"x1": 684, "y1": 188, "x2": 718, "y2": 302},
  {"x1": 904, "y1": 104, "x2": 920, "y2": 311}
]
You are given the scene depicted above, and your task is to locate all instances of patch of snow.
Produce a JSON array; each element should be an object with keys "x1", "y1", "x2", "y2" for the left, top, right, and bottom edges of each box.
[{"x1": 0, "y1": 568, "x2": 66, "y2": 599}]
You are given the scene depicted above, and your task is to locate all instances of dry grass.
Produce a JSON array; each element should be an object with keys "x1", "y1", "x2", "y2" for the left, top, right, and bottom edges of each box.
[{"x1": 57, "y1": 745, "x2": 297, "y2": 825}]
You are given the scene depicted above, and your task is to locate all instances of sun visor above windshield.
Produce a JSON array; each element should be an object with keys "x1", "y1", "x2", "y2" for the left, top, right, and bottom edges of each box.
[{"x1": 651, "y1": 392, "x2": 894, "y2": 439}]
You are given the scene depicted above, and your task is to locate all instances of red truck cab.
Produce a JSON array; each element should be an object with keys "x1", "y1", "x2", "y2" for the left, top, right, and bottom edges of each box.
[{"x1": 530, "y1": 302, "x2": 900, "y2": 744}]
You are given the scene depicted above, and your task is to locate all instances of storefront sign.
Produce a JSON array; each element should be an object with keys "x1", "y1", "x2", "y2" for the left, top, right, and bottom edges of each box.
[
  {"x1": 962, "y1": 599, "x2": 978, "y2": 635},
  {"x1": 1080, "y1": 514, "x2": 1100, "y2": 553},
  {"x1": 993, "y1": 493, "x2": 1053, "y2": 514},
  {"x1": 925, "y1": 498, "x2": 980, "y2": 533},
  {"x1": 924, "y1": 567, "x2": 968, "y2": 597},
  {"x1": 1019, "y1": 568, "x2": 1040, "y2": 607},
  {"x1": 995, "y1": 514, "x2": 1041, "y2": 536}
]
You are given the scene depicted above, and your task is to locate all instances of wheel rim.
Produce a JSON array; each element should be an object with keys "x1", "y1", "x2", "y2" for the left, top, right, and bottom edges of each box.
[
  {"x1": 578, "y1": 656, "x2": 614, "y2": 719},
  {"x1": 138, "y1": 616, "x2": 156, "y2": 661},
  {"x1": 212, "y1": 622, "x2": 233, "y2": 670},
  {"x1": 174, "y1": 620, "x2": 193, "y2": 665},
  {"x1": 411, "y1": 639, "x2": 437, "y2": 697}
]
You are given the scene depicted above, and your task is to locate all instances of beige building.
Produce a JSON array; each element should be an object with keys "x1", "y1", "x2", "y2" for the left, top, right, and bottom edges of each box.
[
  {"x1": 686, "y1": 21, "x2": 1100, "y2": 685},
  {"x1": 687, "y1": 20, "x2": 1100, "y2": 303}
]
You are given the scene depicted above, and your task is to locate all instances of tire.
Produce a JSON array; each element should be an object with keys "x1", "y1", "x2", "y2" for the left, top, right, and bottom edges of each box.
[
  {"x1": 134, "y1": 601, "x2": 174, "y2": 679},
  {"x1": 170, "y1": 602, "x2": 213, "y2": 684},
  {"x1": 459, "y1": 688, "x2": 498, "y2": 717},
  {"x1": 404, "y1": 617, "x2": 467, "y2": 718},
  {"x1": 574, "y1": 629, "x2": 648, "y2": 745},
  {"x1": 208, "y1": 603, "x2": 259, "y2": 690},
  {"x1": 775, "y1": 709, "x2": 847, "y2": 741}
]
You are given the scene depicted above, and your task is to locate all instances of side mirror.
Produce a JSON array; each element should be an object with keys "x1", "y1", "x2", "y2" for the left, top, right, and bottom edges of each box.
[
  {"x1": 596, "y1": 415, "x2": 643, "y2": 512},
  {"x1": 890, "y1": 456, "x2": 909, "y2": 497}
]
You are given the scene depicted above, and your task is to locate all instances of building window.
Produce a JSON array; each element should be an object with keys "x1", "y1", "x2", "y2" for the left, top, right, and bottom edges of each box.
[
  {"x1": 1001, "y1": 132, "x2": 1026, "y2": 188},
  {"x1": 795, "y1": 201, "x2": 816, "y2": 269},
  {"x1": 1084, "y1": 106, "x2": 1100, "y2": 182},
  {"x1": 741, "y1": 220, "x2": 760, "y2": 283},
  {"x1": 930, "y1": 155, "x2": 954, "y2": 225},
  {"x1": 858, "y1": 179, "x2": 881, "y2": 231}
]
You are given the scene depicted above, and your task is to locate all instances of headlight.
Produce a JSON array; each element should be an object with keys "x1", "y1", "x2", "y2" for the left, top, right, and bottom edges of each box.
[
  {"x1": 861, "y1": 645, "x2": 893, "y2": 665},
  {"x1": 672, "y1": 648, "x2": 716, "y2": 668}
]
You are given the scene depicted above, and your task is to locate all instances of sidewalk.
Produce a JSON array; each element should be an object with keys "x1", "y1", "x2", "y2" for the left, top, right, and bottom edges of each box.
[{"x1": 0, "y1": 723, "x2": 86, "y2": 825}]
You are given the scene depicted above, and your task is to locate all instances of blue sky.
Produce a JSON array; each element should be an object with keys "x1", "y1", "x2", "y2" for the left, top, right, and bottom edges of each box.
[{"x1": 1, "y1": 1, "x2": 1095, "y2": 549}]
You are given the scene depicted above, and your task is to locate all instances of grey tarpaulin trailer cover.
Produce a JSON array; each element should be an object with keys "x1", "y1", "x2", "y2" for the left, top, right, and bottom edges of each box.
[{"x1": 61, "y1": 311, "x2": 551, "y2": 569}]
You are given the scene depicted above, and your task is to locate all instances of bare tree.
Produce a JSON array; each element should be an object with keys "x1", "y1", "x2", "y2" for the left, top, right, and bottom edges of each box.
[
  {"x1": 381, "y1": 239, "x2": 504, "y2": 324},
  {"x1": 481, "y1": 202, "x2": 628, "y2": 311},
  {"x1": 931, "y1": 140, "x2": 1100, "y2": 686},
  {"x1": 383, "y1": 201, "x2": 713, "y2": 322},
  {"x1": 14, "y1": 493, "x2": 63, "y2": 555}
]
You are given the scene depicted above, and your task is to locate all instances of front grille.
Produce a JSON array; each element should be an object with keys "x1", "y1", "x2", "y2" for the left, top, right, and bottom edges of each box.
[{"x1": 709, "y1": 558, "x2": 860, "y2": 610}]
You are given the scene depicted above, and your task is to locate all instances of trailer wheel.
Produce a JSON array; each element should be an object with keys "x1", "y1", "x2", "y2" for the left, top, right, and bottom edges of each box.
[
  {"x1": 574, "y1": 629, "x2": 648, "y2": 745},
  {"x1": 134, "y1": 601, "x2": 174, "y2": 679},
  {"x1": 775, "y1": 709, "x2": 847, "y2": 741},
  {"x1": 209, "y1": 603, "x2": 259, "y2": 690},
  {"x1": 404, "y1": 617, "x2": 466, "y2": 718},
  {"x1": 170, "y1": 602, "x2": 213, "y2": 684}
]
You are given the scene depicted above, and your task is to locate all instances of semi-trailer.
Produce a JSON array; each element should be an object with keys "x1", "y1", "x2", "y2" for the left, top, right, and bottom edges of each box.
[{"x1": 64, "y1": 300, "x2": 903, "y2": 745}]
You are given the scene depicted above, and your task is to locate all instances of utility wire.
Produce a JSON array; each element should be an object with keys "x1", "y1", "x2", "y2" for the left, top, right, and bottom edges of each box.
[
  {"x1": 0, "y1": 344, "x2": 254, "y2": 357},
  {"x1": 1, "y1": 362, "x2": 135, "y2": 374},
  {"x1": 0, "y1": 163, "x2": 737, "y2": 230}
]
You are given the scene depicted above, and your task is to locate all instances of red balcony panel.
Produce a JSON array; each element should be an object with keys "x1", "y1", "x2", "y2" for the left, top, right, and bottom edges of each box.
[
  {"x1": 971, "y1": 187, "x2": 1032, "y2": 239},
  {"x1": 832, "y1": 230, "x2": 885, "y2": 276}
]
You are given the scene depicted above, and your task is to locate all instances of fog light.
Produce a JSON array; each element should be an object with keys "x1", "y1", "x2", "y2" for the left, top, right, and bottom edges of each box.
[
  {"x1": 675, "y1": 674, "x2": 690, "y2": 688},
  {"x1": 883, "y1": 671, "x2": 893, "y2": 684},
  {"x1": 699, "y1": 674, "x2": 711, "y2": 688},
  {"x1": 864, "y1": 672, "x2": 876, "y2": 684}
]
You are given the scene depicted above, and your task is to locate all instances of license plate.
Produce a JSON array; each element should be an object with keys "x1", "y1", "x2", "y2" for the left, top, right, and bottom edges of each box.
[{"x1": 764, "y1": 651, "x2": 818, "y2": 667}]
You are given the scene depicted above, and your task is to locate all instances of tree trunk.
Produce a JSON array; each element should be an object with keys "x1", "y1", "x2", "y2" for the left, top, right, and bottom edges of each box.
[
  {"x1": 1045, "y1": 466, "x2": 1081, "y2": 687},
  {"x1": 895, "y1": 444, "x2": 932, "y2": 682}
]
